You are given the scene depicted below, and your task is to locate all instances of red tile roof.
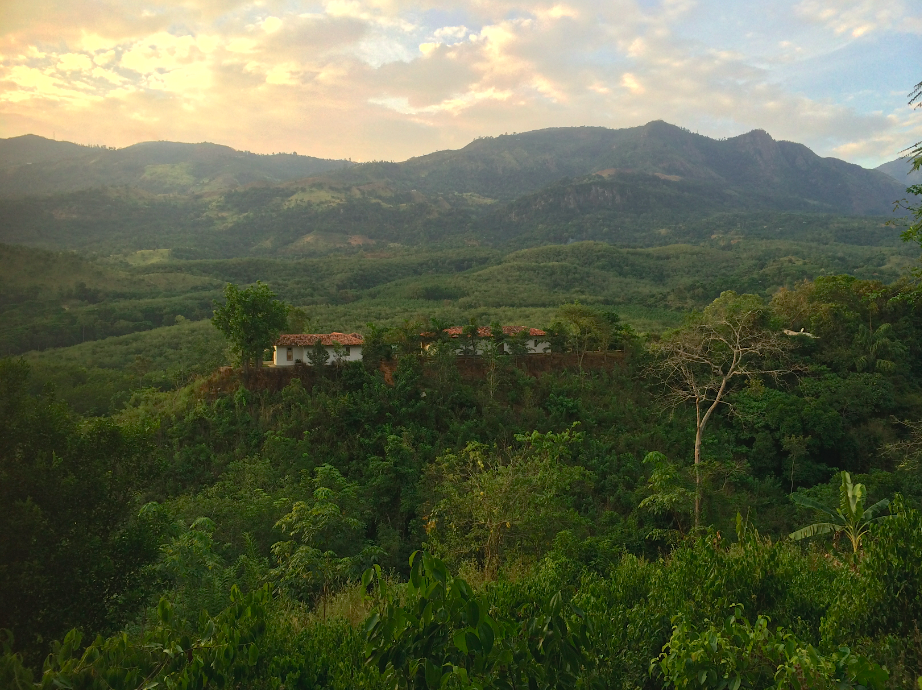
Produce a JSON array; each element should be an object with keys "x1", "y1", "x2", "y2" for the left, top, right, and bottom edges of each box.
[
  {"x1": 276, "y1": 332, "x2": 364, "y2": 347},
  {"x1": 437, "y1": 326, "x2": 546, "y2": 338}
]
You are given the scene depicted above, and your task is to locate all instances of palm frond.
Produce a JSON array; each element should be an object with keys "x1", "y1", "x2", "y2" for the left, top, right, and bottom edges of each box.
[
  {"x1": 790, "y1": 522, "x2": 837, "y2": 541},
  {"x1": 862, "y1": 498, "x2": 891, "y2": 520}
]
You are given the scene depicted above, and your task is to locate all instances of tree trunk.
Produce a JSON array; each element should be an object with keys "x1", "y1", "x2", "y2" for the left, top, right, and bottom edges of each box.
[
  {"x1": 694, "y1": 403, "x2": 703, "y2": 528},
  {"x1": 693, "y1": 379, "x2": 729, "y2": 529}
]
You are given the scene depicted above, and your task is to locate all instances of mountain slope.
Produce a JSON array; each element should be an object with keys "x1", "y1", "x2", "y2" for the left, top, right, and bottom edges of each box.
[
  {"x1": 0, "y1": 134, "x2": 89, "y2": 168},
  {"x1": 0, "y1": 123, "x2": 907, "y2": 258},
  {"x1": 2, "y1": 122, "x2": 899, "y2": 218},
  {"x1": 877, "y1": 157, "x2": 922, "y2": 186},
  {"x1": 322, "y1": 121, "x2": 903, "y2": 215},
  {"x1": 0, "y1": 136, "x2": 355, "y2": 197}
]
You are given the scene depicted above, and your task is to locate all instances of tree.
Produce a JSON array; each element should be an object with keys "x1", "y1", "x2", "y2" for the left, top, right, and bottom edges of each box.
[
  {"x1": 651, "y1": 292, "x2": 791, "y2": 527},
  {"x1": 638, "y1": 451, "x2": 695, "y2": 539},
  {"x1": 211, "y1": 282, "x2": 288, "y2": 372},
  {"x1": 557, "y1": 302, "x2": 612, "y2": 373},
  {"x1": 891, "y1": 80, "x2": 922, "y2": 248},
  {"x1": 853, "y1": 322, "x2": 905, "y2": 373},
  {"x1": 0, "y1": 360, "x2": 158, "y2": 664},
  {"x1": 307, "y1": 339, "x2": 330, "y2": 368},
  {"x1": 423, "y1": 426, "x2": 587, "y2": 577},
  {"x1": 271, "y1": 465, "x2": 380, "y2": 614},
  {"x1": 482, "y1": 322, "x2": 509, "y2": 402},
  {"x1": 286, "y1": 306, "x2": 310, "y2": 333},
  {"x1": 790, "y1": 471, "x2": 890, "y2": 554}
]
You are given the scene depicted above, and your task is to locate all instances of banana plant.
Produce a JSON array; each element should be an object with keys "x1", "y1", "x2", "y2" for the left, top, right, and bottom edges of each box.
[{"x1": 790, "y1": 471, "x2": 890, "y2": 553}]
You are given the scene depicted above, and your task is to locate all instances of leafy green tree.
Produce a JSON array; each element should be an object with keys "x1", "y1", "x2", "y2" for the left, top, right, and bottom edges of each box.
[
  {"x1": 822, "y1": 496, "x2": 922, "y2": 656},
  {"x1": 150, "y1": 512, "x2": 237, "y2": 622},
  {"x1": 853, "y1": 323, "x2": 905, "y2": 373},
  {"x1": 481, "y1": 322, "x2": 510, "y2": 403},
  {"x1": 307, "y1": 339, "x2": 330, "y2": 368},
  {"x1": 460, "y1": 318, "x2": 481, "y2": 356},
  {"x1": 638, "y1": 451, "x2": 695, "y2": 538},
  {"x1": 790, "y1": 471, "x2": 890, "y2": 554},
  {"x1": 286, "y1": 305, "x2": 310, "y2": 333},
  {"x1": 212, "y1": 282, "x2": 288, "y2": 372},
  {"x1": 363, "y1": 323, "x2": 395, "y2": 369},
  {"x1": 544, "y1": 321, "x2": 569, "y2": 354},
  {"x1": 424, "y1": 426, "x2": 587, "y2": 576},
  {"x1": 557, "y1": 302, "x2": 612, "y2": 372},
  {"x1": 505, "y1": 329, "x2": 532, "y2": 357},
  {"x1": 272, "y1": 465, "x2": 381, "y2": 613}
]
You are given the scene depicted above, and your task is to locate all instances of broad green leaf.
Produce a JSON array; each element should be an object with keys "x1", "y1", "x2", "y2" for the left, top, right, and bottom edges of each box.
[{"x1": 789, "y1": 522, "x2": 836, "y2": 541}]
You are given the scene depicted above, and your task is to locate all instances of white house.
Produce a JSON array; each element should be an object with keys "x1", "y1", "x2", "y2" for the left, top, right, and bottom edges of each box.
[
  {"x1": 273, "y1": 332, "x2": 364, "y2": 366},
  {"x1": 432, "y1": 326, "x2": 550, "y2": 354}
]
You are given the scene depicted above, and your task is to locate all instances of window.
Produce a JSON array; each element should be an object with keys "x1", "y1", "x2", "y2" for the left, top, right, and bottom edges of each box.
[
  {"x1": 286, "y1": 348, "x2": 293, "y2": 361},
  {"x1": 345, "y1": 346, "x2": 351, "y2": 356},
  {"x1": 534, "y1": 339, "x2": 539, "y2": 348}
]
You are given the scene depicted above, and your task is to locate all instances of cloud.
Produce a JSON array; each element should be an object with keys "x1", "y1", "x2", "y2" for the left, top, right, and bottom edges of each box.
[
  {"x1": 57, "y1": 53, "x2": 94, "y2": 72},
  {"x1": 0, "y1": 0, "x2": 917, "y2": 166},
  {"x1": 796, "y1": 0, "x2": 922, "y2": 37}
]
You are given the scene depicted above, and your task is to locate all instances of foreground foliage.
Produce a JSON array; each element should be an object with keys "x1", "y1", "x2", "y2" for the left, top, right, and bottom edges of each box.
[{"x1": 5, "y1": 262, "x2": 922, "y2": 687}]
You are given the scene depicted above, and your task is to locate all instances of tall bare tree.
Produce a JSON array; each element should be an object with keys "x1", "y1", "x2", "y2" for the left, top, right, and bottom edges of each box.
[{"x1": 651, "y1": 291, "x2": 792, "y2": 527}]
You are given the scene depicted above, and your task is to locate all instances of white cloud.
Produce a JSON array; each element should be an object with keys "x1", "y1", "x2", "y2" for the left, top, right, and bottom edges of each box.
[
  {"x1": 433, "y1": 25, "x2": 468, "y2": 41},
  {"x1": 621, "y1": 73, "x2": 644, "y2": 94},
  {"x1": 261, "y1": 16, "x2": 283, "y2": 33}
]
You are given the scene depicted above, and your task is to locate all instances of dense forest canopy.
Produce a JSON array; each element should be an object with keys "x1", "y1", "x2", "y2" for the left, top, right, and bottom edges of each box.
[{"x1": 3, "y1": 106, "x2": 922, "y2": 688}]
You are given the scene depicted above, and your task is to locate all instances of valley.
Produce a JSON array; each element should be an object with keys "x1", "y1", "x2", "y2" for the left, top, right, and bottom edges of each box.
[{"x1": 3, "y1": 120, "x2": 922, "y2": 689}]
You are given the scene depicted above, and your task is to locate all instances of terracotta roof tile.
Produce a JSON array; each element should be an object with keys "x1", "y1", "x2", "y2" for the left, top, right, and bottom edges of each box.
[{"x1": 276, "y1": 332, "x2": 364, "y2": 347}]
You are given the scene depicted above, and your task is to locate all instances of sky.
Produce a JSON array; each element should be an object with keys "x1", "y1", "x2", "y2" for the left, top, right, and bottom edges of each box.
[{"x1": 0, "y1": 0, "x2": 920, "y2": 166}]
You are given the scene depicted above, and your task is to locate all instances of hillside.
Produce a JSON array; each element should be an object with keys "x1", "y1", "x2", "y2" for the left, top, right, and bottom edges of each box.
[
  {"x1": 877, "y1": 156, "x2": 922, "y2": 186},
  {"x1": 0, "y1": 135, "x2": 354, "y2": 197},
  {"x1": 324, "y1": 121, "x2": 904, "y2": 214},
  {"x1": 0, "y1": 122, "x2": 909, "y2": 258}
]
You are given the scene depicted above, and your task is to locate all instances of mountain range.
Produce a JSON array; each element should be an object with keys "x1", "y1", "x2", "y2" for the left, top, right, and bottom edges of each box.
[
  {"x1": 0, "y1": 122, "x2": 911, "y2": 257},
  {"x1": 0, "y1": 135, "x2": 354, "y2": 197}
]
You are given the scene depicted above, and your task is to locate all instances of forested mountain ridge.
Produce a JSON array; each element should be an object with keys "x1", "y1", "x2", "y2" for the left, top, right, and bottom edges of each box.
[
  {"x1": 0, "y1": 133, "x2": 88, "y2": 168},
  {"x1": 1, "y1": 122, "x2": 903, "y2": 213},
  {"x1": 321, "y1": 120, "x2": 904, "y2": 215},
  {"x1": 0, "y1": 135, "x2": 355, "y2": 197}
]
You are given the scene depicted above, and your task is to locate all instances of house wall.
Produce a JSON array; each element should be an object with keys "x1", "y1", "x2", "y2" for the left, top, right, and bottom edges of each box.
[
  {"x1": 336, "y1": 345, "x2": 363, "y2": 364},
  {"x1": 454, "y1": 339, "x2": 549, "y2": 355},
  {"x1": 273, "y1": 345, "x2": 363, "y2": 366},
  {"x1": 525, "y1": 338, "x2": 550, "y2": 354}
]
